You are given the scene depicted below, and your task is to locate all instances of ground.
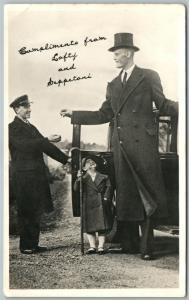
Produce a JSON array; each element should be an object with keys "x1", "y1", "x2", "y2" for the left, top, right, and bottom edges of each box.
[{"x1": 9, "y1": 175, "x2": 179, "y2": 290}]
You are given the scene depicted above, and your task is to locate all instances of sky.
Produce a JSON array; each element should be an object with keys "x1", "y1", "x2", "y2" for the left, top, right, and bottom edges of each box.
[{"x1": 6, "y1": 4, "x2": 185, "y2": 146}]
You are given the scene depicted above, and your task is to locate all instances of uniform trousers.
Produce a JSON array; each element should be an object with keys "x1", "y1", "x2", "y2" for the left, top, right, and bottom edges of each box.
[{"x1": 17, "y1": 209, "x2": 42, "y2": 251}]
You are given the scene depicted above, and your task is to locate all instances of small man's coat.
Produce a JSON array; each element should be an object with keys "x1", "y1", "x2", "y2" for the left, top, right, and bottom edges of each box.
[
  {"x1": 71, "y1": 66, "x2": 178, "y2": 222},
  {"x1": 74, "y1": 172, "x2": 114, "y2": 233}
]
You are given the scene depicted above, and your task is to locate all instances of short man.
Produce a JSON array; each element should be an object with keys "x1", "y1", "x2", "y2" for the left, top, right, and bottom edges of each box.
[
  {"x1": 9, "y1": 95, "x2": 70, "y2": 254},
  {"x1": 61, "y1": 33, "x2": 178, "y2": 260}
]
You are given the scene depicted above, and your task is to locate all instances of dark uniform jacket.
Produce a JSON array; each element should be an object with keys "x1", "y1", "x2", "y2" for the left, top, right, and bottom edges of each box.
[
  {"x1": 71, "y1": 66, "x2": 178, "y2": 222},
  {"x1": 9, "y1": 116, "x2": 68, "y2": 214}
]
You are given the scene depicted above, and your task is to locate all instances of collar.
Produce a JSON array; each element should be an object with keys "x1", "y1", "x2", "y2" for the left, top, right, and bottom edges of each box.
[
  {"x1": 16, "y1": 115, "x2": 30, "y2": 124},
  {"x1": 89, "y1": 173, "x2": 96, "y2": 182},
  {"x1": 121, "y1": 64, "x2": 135, "y2": 81}
]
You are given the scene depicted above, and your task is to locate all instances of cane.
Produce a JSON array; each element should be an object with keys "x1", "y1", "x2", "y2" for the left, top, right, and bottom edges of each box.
[{"x1": 79, "y1": 150, "x2": 84, "y2": 255}]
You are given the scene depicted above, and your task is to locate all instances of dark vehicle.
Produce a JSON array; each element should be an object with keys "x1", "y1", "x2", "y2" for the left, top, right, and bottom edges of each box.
[
  {"x1": 71, "y1": 114, "x2": 178, "y2": 226},
  {"x1": 158, "y1": 115, "x2": 178, "y2": 225}
]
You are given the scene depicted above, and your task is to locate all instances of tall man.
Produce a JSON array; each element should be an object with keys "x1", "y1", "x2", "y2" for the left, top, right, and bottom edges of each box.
[
  {"x1": 9, "y1": 95, "x2": 69, "y2": 254},
  {"x1": 61, "y1": 33, "x2": 178, "y2": 260}
]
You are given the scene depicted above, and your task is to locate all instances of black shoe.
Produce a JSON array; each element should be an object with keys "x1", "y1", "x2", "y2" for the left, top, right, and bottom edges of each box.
[
  {"x1": 97, "y1": 248, "x2": 105, "y2": 255},
  {"x1": 141, "y1": 253, "x2": 154, "y2": 260},
  {"x1": 86, "y1": 247, "x2": 96, "y2": 255},
  {"x1": 20, "y1": 249, "x2": 35, "y2": 255},
  {"x1": 35, "y1": 246, "x2": 48, "y2": 253}
]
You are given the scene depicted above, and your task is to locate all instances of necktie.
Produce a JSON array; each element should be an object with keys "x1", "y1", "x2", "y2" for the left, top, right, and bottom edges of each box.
[
  {"x1": 25, "y1": 120, "x2": 30, "y2": 126},
  {"x1": 122, "y1": 71, "x2": 127, "y2": 86}
]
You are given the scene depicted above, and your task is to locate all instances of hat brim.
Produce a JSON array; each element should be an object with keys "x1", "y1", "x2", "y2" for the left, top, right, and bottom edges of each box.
[
  {"x1": 10, "y1": 101, "x2": 33, "y2": 108},
  {"x1": 82, "y1": 155, "x2": 106, "y2": 170},
  {"x1": 108, "y1": 45, "x2": 139, "y2": 52}
]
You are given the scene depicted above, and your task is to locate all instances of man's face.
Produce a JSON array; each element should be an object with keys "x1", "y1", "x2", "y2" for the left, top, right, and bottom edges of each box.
[
  {"x1": 113, "y1": 48, "x2": 131, "y2": 69},
  {"x1": 83, "y1": 159, "x2": 96, "y2": 171},
  {"x1": 15, "y1": 104, "x2": 31, "y2": 119}
]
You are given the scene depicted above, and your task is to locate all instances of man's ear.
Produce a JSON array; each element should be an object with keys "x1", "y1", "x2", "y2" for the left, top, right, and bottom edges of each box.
[
  {"x1": 126, "y1": 49, "x2": 132, "y2": 58},
  {"x1": 14, "y1": 107, "x2": 19, "y2": 114}
]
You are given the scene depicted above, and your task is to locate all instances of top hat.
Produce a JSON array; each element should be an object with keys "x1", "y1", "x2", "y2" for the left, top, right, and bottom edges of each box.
[
  {"x1": 9, "y1": 94, "x2": 33, "y2": 108},
  {"x1": 108, "y1": 33, "x2": 139, "y2": 52}
]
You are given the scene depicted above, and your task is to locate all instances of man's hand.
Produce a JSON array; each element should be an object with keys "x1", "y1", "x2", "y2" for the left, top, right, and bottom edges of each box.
[
  {"x1": 48, "y1": 134, "x2": 61, "y2": 143},
  {"x1": 77, "y1": 170, "x2": 83, "y2": 180},
  {"x1": 67, "y1": 157, "x2": 72, "y2": 164},
  {"x1": 60, "y1": 109, "x2": 72, "y2": 118},
  {"x1": 64, "y1": 157, "x2": 72, "y2": 173}
]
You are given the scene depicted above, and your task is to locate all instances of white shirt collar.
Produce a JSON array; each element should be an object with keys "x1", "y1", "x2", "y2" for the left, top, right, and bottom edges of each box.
[
  {"x1": 17, "y1": 115, "x2": 30, "y2": 124},
  {"x1": 88, "y1": 172, "x2": 97, "y2": 181},
  {"x1": 121, "y1": 64, "x2": 135, "y2": 81}
]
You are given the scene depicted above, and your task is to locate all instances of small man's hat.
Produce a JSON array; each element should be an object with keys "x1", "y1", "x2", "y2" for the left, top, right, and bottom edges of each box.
[
  {"x1": 9, "y1": 94, "x2": 32, "y2": 108},
  {"x1": 82, "y1": 155, "x2": 107, "y2": 171},
  {"x1": 108, "y1": 33, "x2": 139, "y2": 52}
]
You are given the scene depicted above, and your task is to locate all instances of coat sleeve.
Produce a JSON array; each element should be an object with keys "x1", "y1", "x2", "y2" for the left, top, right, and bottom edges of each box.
[
  {"x1": 9, "y1": 125, "x2": 68, "y2": 164},
  {"x1": 40, "y1": 139, "x2": 68, "y2": 164},
  {"x1": 150, "y1": 71, "x2": 178, "y2": 117},
  {"x1": 71, "y1": 83, "x2": 114, "y2": 125},
  {"x1": 73, "y1": 179, "x2": 80, "y2": 191},
  {"x1": 103, "y1": 177, "x2": 113, "y2": 201},
  {"x1": 73, "y1": 174, "x2": 88, "y2": 191},
  {"x1": 33, "y1": 126, "x2": 69, "y2": 164}
]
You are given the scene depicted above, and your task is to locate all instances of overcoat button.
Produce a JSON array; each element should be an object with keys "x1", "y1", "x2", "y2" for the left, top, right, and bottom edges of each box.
[
  {"x1": 118, "y1": 113, "x2": 121, "y2": 116},
  {"x1": 117, "y1": 127, "x2": 121, "y2": 129},
  {"x1": 120, "y1": 141, "x2": 123, "y2": 144},
  {"x1": 132, "y1": 109, "x2": 136, "y2": 113}
]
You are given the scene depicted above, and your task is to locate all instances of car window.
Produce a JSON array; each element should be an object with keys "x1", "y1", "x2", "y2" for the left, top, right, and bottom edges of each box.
[
  {"x1": 158, "y1": 116, "x2": 178, "y2": 154},
  {"x1": 72, "y1": 115, "x2": 178, "y2": 155}
]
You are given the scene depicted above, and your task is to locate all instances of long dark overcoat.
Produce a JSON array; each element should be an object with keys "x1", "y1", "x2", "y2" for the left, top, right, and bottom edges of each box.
[
  {"x1": 71, "y1": 66, "x2": 178, "y2": 222},
  {"x1": 9, "y1": 116, "x2": 68, "y2": 214},
  {"x1": 74, "y1": 172, "x2": 114, "y2": 233}
]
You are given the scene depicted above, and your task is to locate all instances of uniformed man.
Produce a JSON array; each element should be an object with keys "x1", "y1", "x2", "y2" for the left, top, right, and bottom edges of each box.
[
  {"x1": 61, "y1": 33, "x2": 178, "y2": 260},
  {"x1": 9, "y1": 95, "x2": 70, "y2": 254}
]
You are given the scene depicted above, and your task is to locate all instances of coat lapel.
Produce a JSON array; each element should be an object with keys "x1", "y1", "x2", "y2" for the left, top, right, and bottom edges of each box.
[
  {"x1": 115, "y1": 70, "x2": 123, "y2": 91},
  {"x1": 115, "y1": 66, "x2": 144, "y2": 114},
  {"x1": 109, "y1": 71, "x2": 124, "y2": 112},
  {"x1": 14, "y1": 116, "x2": 31, "y2": 130},
  {"x1": 84, "y1": 172, "x2": 105, "y2": 191},
  {"x1": 14, "y1": 116, "x2": 36, "y2": 136},
  {"x1": 94, "y1": 172, "x2": 106, "y2": 187},
  {"x1": 84, "y1": 173, "x2": 99, "y2": 192}
]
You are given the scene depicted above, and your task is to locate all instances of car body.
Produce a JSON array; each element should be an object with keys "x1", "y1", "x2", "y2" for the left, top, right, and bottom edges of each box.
[{"x1": 71, "y1": 115, "x2": 178, "y2": 226}]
